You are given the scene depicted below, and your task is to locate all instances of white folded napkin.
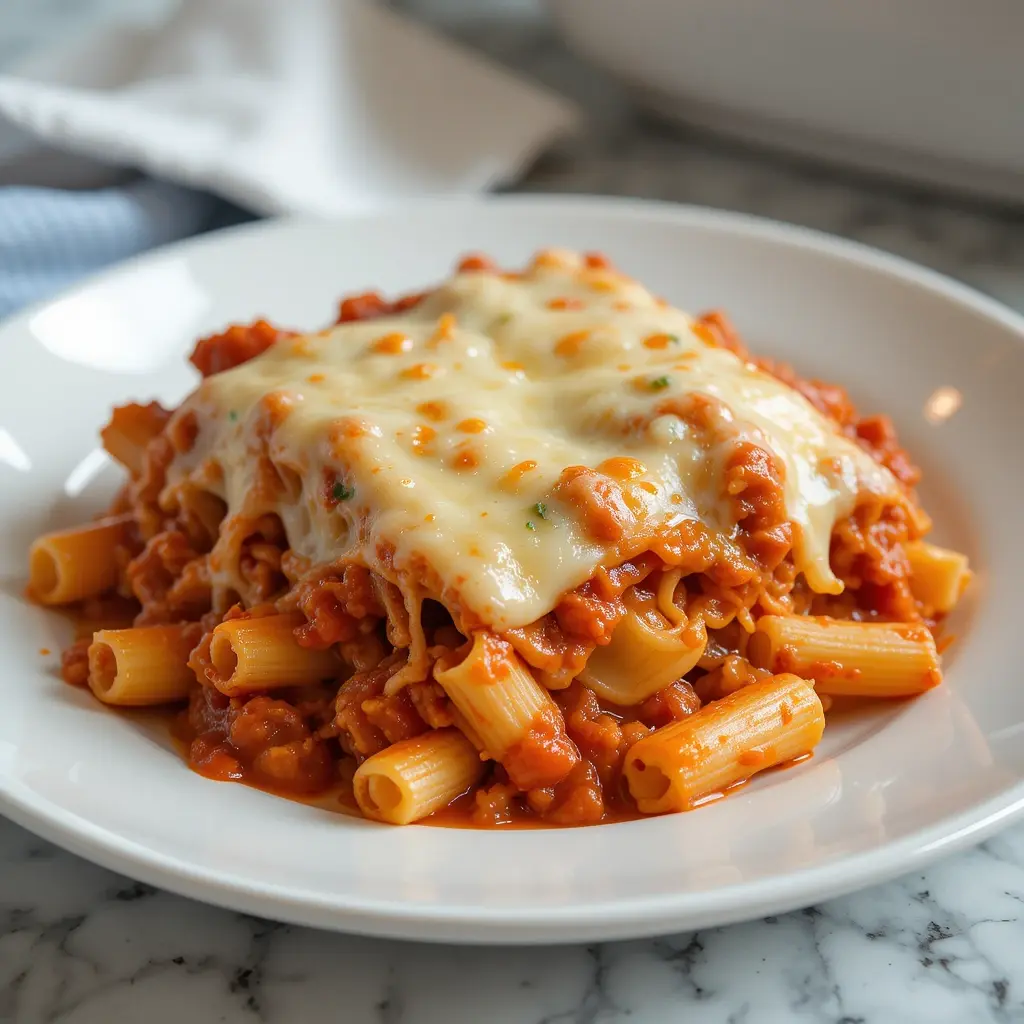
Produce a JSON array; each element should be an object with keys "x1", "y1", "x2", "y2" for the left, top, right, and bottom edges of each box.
[{"x1": 0, "y1": 0, "x2": 578, "y2": 213}]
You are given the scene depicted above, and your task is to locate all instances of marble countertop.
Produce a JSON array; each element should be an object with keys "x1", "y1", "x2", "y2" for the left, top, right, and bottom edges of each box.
[{"x1": 3, "y1": 2, "x2": 1024, "y2": 1022}]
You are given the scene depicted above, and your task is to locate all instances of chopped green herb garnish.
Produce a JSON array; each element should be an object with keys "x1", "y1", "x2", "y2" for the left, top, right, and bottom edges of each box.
[
  {"x1": 228, "y1": 410, "x2": 238, "y2": 421},
  {"x1": 533, "y1": 501, "x2": 548, "y2": 520},
  {"x1": 650, "y1": 375, "x2": 672, "y2": 390},
  {"x1": 525, "y1": 520, "x2": 537, "y2": 531},
  {"x1": 667, "y1": 333, "x2": 681, "y2": 344},
  {"x1": 495, "y1": 313, "x2": 513, "y2": 326},
  {"x1": 332, "y1": 482, "x2": 355, "y2": 502}
]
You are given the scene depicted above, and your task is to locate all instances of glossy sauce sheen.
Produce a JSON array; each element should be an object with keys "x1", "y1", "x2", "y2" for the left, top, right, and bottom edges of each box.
[{"x1": 169, "y1": 253, "x2": 898, "y2": 629}]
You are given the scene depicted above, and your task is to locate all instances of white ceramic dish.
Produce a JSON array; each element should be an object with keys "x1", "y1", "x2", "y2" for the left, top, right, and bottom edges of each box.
[
  {"x1": 1, "y1": 196, "x2": 1022, "y2": 944},
  {"x1": 548, "y1": 0, "x2": 1024, "y2": 204}
]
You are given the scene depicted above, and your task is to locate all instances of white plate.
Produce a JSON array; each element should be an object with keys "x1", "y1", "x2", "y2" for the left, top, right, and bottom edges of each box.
[{"x1": 1, "y1": 197, "x2": 1022, "y2": 944}]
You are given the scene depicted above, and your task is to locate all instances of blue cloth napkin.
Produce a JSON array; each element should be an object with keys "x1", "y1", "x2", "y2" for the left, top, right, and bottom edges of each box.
[{"x1": 0, "y1": 178, "x2": 252, "y2": 319}]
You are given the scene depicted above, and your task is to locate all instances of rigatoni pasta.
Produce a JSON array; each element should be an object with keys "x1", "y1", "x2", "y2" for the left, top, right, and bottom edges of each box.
[
  {"x1": 354, "y1": 729, "x2": 485, "y2": 824},
  {"x1": 29, "y1": 514, "x2": 133, "y2": 605},
  {"x1": 434, "y1": 632, "x2": 578, "y2": 789},
  {"x1": 624, "y1": 674, "x2": 824, "y2": 813},
  {"x1": 198, "y1": 613, "x2": 341, "y2": 696},
  {"x1": 30, "y1": 250, "x2": 970, "y2": 826},
  {"x1": 748, "y1": 616, "x2": 941, "y2": 697},
  {"x1": 99, "y1": 401, "x2": 170, "y2": 475},
  {"x1": 579, "y1": 608, "x2": 707, "y2": 704},
  {"x1": 905, "y1": 540, "x2": 972, "y2": 616},
  {"x1": 88, "y1": 624, "x2": 200, "y2": 706}
]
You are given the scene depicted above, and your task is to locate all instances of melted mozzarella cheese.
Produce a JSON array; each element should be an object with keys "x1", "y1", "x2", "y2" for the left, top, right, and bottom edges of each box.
[{"x1": 170, "y1": 252, "x2": 899, "y2": 630}]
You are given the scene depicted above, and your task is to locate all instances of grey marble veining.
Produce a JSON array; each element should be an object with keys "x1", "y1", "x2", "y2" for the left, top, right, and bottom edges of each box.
[
  {"x1": 3, "y1": 819, "x2": 1023, "y2": 1023},
  {"x1": 3, "y1": 2, "x2": 1024, "y2": 1022}
]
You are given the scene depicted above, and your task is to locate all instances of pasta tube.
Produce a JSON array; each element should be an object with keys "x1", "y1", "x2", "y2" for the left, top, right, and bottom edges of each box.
[
  {"x1": 624, "y1": 674, "x2": 824, "y2": 813},
  {"x1": 905, "y1": 540, "x2": 971, "y2": 615},
  {"x1": 353, "y1": 728, "x2": 485, "y2": 824},
  {"x1": 580, "y1": 610, "x2": 706, "y2": 704},
  {"x1": 88, "y1": 624, "x2": 199, "y2": 706},
  {"x1": 29, "y1": 514, "x2": 132, "y2": 605},
  {"x1": 207, "y1": 613, "x2": 340, "y2": 696},
  {"x1": 100, "y1": 402, "x2": 169, "y2": 475},
  {"x1": 434, "y1": 632, "x2": 578, "y2": 790},
  {"x1": 748, "y1": 615, "x2": 941, "y2": 697}
]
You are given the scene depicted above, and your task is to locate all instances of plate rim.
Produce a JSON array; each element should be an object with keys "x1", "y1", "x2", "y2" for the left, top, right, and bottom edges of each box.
[
  {"x1": 3, "y1": 193, "x2": 1024, "y2": 943},
  {"x1": 2, "y1": 772, "x2": 1022, "y2": 944}
]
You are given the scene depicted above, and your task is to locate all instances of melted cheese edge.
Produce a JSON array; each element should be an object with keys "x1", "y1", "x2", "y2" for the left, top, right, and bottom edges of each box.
[{"x1": 169, "y1": 252, "x2": 899, "y2": 630}]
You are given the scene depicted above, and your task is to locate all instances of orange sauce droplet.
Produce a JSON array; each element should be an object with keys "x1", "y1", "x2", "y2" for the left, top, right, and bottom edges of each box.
[
  {"x1": 583, "y1": 269, "x2": 619, "y2": 293},
  {"x1": 329, "y1": 416, "x2": 370, "y2": 447},
  {"x1": 411, "y1": 424, "x2": 436, "y2": 454},
  {"x1": 501, "y1": 460, "x2": 537, "y2": 490},
  {"x1": 555, "y1": 330, "x2": 590, "y2": 357},
  {"x1": 402, "y1": 362, "x2": 438, "y2": 381},
  {"x1": 692, "y1": 322, "x2": 717, "y2": 346},
  {"x1": 598, "y1": 456, "x2": 647, "y2": 481},
  {"x1": 456, "y1": 418, "x2": 488, "y2": 434},
  {"x1": 416, "y1": 400, "x2": 449, "y2": 421},
  {"x1": 430, "y1": 313, "x2": 458, "y2": 345},
  {"x1": 643, "y1": 333, "x2": 675, "y2": 350},
  {"x1": 372, "y1": 332, "x2": 413, "y2": 355},
  {"x1": 531, "y1": 249, "x2": 570, "y2": 270},
  {"x1": 457, "y1": 254, "x2": 495, "y2": 273}
]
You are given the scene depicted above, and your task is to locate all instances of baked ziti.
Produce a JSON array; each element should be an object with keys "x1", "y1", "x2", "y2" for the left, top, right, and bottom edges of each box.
[{"x1": 29, "y1": 250, "x2": 970, "y2": 826}]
